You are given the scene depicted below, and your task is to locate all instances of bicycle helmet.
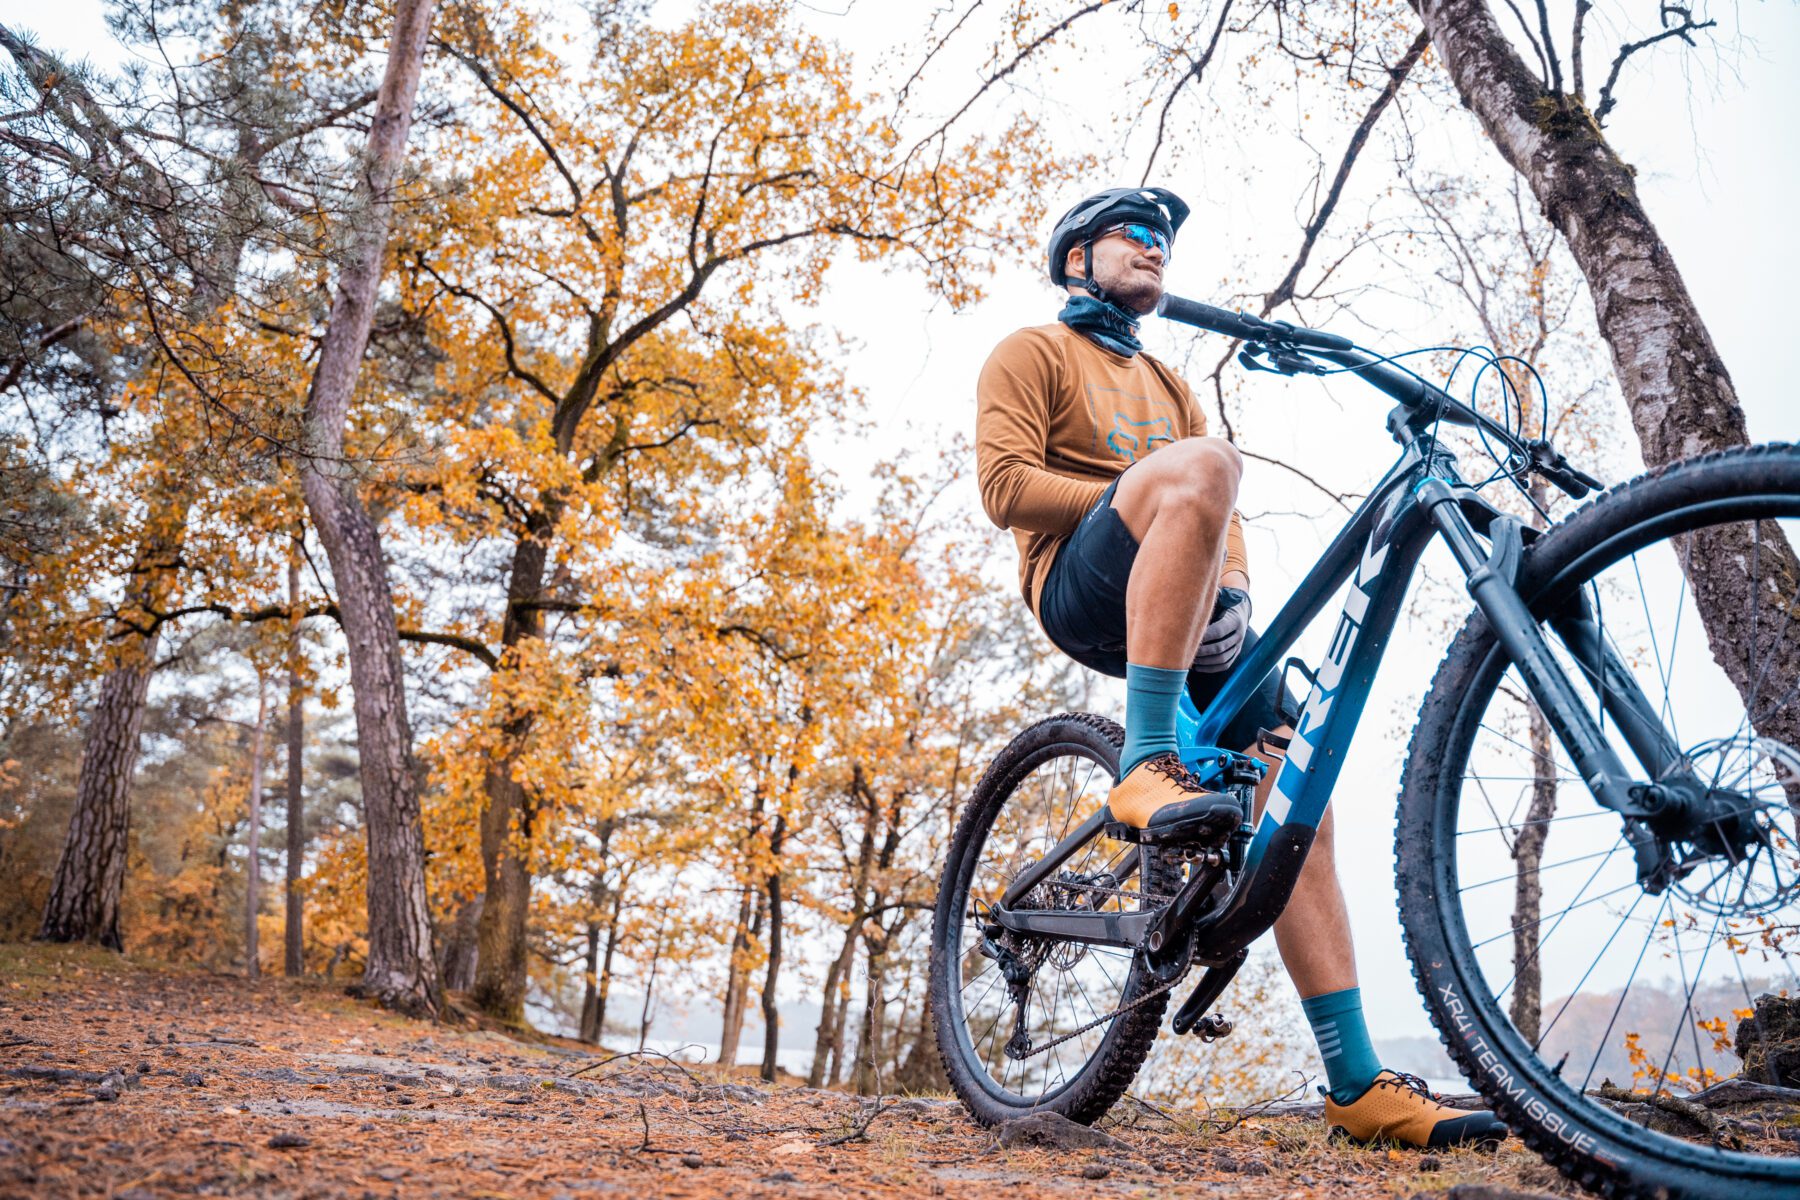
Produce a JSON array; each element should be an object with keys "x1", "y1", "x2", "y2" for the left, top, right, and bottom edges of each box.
[{"x1": 1046, "y1": 186, "x2": 1190, "y2": 302}]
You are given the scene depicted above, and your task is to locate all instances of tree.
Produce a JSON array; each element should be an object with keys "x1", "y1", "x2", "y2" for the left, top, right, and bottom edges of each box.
[
  {"x1": 295, "y1": 0, "x2": 441, "y2": 1015},
  {"x1": 2, "y1": 3, "x2": 381, "y2": 948},
  {"x1": 1392, "y1": 165, "x2": 1620, "y2": 1042},
  {"x1": 399, "y1": 0, "x2": 1059, "y2": 1024},
  {"x1": 36, "y1": 487, "x2": 190, "y2": 948},
  {"x1": 283, "y1": 546, "x2": 306, "y2": 976},
  {"x1": 1408, "y1": 0, "x2": 1800, "y2": 751}
]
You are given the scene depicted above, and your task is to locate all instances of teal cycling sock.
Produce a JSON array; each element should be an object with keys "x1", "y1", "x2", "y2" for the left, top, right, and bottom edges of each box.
[
  {"x1": 1302, "y1": 987, "x2": 1382, "y2": 1104},
  {"x1": 1119, "y1": 662, "x2": 1187, "y2": 780}
]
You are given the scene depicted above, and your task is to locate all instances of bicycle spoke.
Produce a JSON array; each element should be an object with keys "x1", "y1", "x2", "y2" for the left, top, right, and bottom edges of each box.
[
  {"x1": 1494, "y1": 835, "x2": 1626, "y2": 1004},
  {"x1": 1459, "y1": 842, "x2": 1623, "y2": 894},
  {"x1": 1470, "y1": 880, "x2": 1643, "y2": 951},
  {"x1": 1581, "y1": 891, "x2": 1671, "y2": 1097},
  {"x1": 1534, "y1": 888, "x2": 1647, "y2": 1053},
  {"x1": 1458, "y1": 808, "x2": 1610, "y2": 837}
]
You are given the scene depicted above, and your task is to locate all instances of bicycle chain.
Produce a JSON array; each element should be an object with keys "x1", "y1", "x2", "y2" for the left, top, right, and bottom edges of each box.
[
  {"x1": 1009, "y1": 969, "x2": 1184, "y2": 1060},
  {"x1": 1040, "y1": 876, "x2": 1174, "y2": 906},
  {"x1": 996, "y1": 869, "x2": 1183, "y2": 1061}
]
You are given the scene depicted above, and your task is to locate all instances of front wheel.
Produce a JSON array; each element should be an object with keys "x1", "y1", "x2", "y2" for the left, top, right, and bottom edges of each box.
[
  {"x1": 928, "y1": 712, "x2": 1181, "y2": 1126},
  {"x1": 1399, "y1": 444, "x2": 1800, "y2": 1200}
]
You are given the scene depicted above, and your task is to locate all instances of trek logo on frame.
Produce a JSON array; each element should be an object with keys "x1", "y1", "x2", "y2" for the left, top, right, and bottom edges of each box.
[{"x1": 1268, "y1": 533, "x2": 1391, "y2": 821}]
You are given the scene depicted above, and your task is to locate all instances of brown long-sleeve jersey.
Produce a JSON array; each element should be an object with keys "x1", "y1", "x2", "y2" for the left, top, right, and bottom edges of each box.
[{"x1": 975, "y1": 322, "x2": 1248, "y2": 614}]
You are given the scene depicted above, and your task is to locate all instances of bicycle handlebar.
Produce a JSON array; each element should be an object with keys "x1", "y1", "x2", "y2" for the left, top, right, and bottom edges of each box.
[
  {"x1": 1156, "y1": 294, "x2": 1353, "y2": 352},
  {"x1": 1156, "y1": 292, "x2": 1606, "y2": 500}
]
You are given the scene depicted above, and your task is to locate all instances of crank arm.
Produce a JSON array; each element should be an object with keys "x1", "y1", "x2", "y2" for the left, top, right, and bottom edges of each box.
[{"x1": 1170, "y1": 949, "x2": 1247, "y2": 1035}]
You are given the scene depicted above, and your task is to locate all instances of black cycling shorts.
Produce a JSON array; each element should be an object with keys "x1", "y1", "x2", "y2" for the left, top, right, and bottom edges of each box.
[{"x1": 1038, "y1": 476, "x2": 1296, "y2": 752}]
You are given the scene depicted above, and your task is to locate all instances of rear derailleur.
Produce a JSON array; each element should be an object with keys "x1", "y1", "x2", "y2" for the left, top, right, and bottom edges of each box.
[{"x1": 974, "y1": 908, "x2": 1046, "y2": 1061}]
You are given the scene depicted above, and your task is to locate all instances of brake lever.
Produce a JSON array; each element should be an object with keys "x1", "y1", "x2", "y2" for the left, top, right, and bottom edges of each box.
[
  {"x1": 1238, "y1": 342, "x2": 1326, "y2": 377},
  {"x1": 1526, "y1": 438, "x2": 1604, "y2": 500}
]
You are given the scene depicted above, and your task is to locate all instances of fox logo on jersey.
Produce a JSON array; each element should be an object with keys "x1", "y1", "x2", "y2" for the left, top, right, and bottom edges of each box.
[{"x1": 1107, "y1": 413, "x2": 1175, "y2": 462}]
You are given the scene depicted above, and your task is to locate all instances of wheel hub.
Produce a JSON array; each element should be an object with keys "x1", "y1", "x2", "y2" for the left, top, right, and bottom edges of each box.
[{"x1": 1655, "y1": 736, "x2": 1800, "y2": 917}]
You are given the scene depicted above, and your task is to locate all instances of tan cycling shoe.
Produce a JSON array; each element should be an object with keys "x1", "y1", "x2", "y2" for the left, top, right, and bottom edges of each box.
[
  {"x1": 1106, "y1": 752, "x2": 1242, "y2": 845},
  {"x1": 1324, "y1": 1071, "x2": 1509, "y2": 1149}
]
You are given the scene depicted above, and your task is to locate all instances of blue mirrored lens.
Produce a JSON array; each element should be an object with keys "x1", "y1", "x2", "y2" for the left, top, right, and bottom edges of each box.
[{"x1": 1113, "y1": 222, "x2": 1170, "y2": 258}]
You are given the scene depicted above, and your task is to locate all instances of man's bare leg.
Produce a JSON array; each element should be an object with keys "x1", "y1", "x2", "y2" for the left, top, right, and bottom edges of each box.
[
  {"x1": 1102, "y1": 435, "x2": 1246, "y2": 829},
  {"x1": 1109, "y1": 436, "x2": 1242, "y2": 668},
  {"x1": 1245, "y1": 731, "x2": 1357, "y2": 997}
]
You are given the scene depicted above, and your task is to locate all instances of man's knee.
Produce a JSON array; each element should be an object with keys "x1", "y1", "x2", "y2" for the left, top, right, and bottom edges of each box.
[
  {"x1": 1116, "y1": 436, "x2": 1240, "y2": 529},
  {"x1": 1158, "y1": 436, "x2": 1241, "y2": 492}
]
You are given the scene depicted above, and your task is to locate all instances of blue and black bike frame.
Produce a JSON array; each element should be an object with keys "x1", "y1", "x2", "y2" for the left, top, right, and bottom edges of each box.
[{"x1": 990, "y1": 336, "x2": 1693, "y2": 1026}]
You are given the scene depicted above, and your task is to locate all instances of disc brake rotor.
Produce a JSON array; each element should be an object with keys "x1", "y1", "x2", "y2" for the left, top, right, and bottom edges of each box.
[{"x1": 1664, "y1": 736, "x2": 1800, "y2": 918}]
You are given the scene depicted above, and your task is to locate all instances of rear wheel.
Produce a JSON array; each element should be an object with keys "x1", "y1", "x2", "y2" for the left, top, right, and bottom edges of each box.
[
  {"x1": 928, "y1": 713, "x2": 1180, "y2": 1125},
  {"x1": 1399, "y1": 445, "x2": 1800, "y2": 1199}
]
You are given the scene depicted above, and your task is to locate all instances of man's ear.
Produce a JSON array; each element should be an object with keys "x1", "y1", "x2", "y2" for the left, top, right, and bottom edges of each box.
[{"x1": 1065, "y1": 244, "x2": 1086, "y2": 280}]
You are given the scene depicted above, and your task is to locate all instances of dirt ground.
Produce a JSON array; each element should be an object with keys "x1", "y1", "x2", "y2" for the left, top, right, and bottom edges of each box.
[{"x1": 0, "y1": 944, "x2": 1574, "y2": 1199}]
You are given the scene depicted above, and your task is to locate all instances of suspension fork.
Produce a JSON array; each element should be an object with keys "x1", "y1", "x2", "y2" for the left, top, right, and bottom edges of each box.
[
  {"x1": 1549, "y1": 592, "x2": 1689, "y2": 784},
  {"x1": 1417, "y1": 480, "x2": 1672, "y2": 845}
]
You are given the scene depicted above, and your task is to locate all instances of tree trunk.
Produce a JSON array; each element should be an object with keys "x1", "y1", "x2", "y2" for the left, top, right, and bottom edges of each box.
[
  {"x1": 439, "y1": 895, "x2": 483, "y2": 993},
  {"x1": 827, "y1": 972, "x2": 854, "y2": 1086},
  {"x1": 1510, "y1": 698, "x2": 1557, "y2": 1043},
  {"x1": 469, "y1": 747, "x2": 535, "y2": 1023},
  {"x1": 718, "y1": 884, "x2": 760, "y2": 1067},
  {"x1": 638, "y1": 912, "x2": 667, "y2": 1052},
  {"x1": 38, "y1": 494, "x2": 190, "y2": 949},
  {"x1": 759, "y1": 815, "x2": 788, "y2": 1083},
  {"x1": 578, "y1": 921, "x2": 601, "y2": 1043},
  {"x1": 808, "y1": 765, "x2": 881, "y2": 1086},
  {"x1": 295, "y1": 0, "x2": 440, "y2": 1017},
  {"x1": 594, "y1": 883, "x2": 624, "y2": 1045},
  {"x1": 853, "y1": 921, "x2": 891, "y2": 1095},
  {"x1": 245, "y1": 682, "x2": 269, "y2": 979},
  {"x1": 1412, "y1": 0, "x2": 1800, "y2": 751},
  {"x1": 284, "y1": 549, "x2": 306, "y2": 977},
  {"x1": 37, "y1": 641, "x2": 160, "y2": 949},
  {"x1": 808, "y1": 931, "x2": 856, "y2": 1087},
  {"x1": 469, "y1": 513, "x2": 553, "y2": 1023}
]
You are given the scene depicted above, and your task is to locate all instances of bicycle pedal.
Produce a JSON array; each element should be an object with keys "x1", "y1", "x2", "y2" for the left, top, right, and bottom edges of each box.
[
  {"x1": 1102, "y1": 819, "x2": 1143, "y2": 844},
  {"x1": 1129, "y1": 818, "x2": 1235, "y2": 849},
  {"x1": 1194, "y1": 1013, "x2": 1233, "y2": 1041}
]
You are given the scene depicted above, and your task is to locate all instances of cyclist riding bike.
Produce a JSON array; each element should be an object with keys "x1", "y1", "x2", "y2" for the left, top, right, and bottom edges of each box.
[{"x1": 973, "y1": 185, "x2": 1506, "y2": 1148}]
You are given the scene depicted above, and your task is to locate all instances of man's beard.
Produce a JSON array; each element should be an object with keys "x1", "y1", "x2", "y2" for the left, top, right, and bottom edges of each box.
[{"x1": 1095, "y1": 261, "x2": 1163, "y2": 315}]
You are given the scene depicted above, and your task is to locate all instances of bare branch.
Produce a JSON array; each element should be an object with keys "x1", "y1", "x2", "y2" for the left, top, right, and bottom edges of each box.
[
  {"x1": 1139, "y1": 0, "x2": 1234, "y2": 185},
  {"x1": 435, "y1": 38, "x2": 582, "y2": 210},
  {"x1": 1594, "y1": 7, "x2": 1717, "y2": 125},
  {"x1": 1500, "y1": 0, "x2": 1552, "y2": 87},
  {"x1": 1239, "y1": 448, "x2": 1360, "y2": 512},
  {"x1": 901, "y1": 1, "x2": 1111, "y2": 162},
  {"x1": 1533, "y1": 0, "x2": 1564, "y2": 94},
  {"x1": 0, "y1": 316, "x2": 83, "y2": 396},
  {"x1": 1262, "y1": 29, "x2": 1430, "y2": 314},
  {"x1": 247, "y1": 89, "x2": 379, "y2": 160},
  {"x1": 1570, "y1": 0, "x2": 1594, "y2": 96},
  {"x1": 412, "y1": 254, "x2": 563, "y2": 406},
  {"x1": 110, "y1": 598, "x2": 502, "y2": 669}
]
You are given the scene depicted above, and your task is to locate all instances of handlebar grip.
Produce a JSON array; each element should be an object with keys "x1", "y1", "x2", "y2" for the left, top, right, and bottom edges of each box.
[
  {"x1": 1159, "y1": 294, "x2": 1356, "y2": 352},
  {"x1": 1157, "y1": 294, "x2": 1274, "y2": 341},
  {"x1": 1543, "y1": 466, "x2": 1592, "y2": 500},
  {"x1": 1568, "y1": 464, "x2": 1604, "y2": 492}
]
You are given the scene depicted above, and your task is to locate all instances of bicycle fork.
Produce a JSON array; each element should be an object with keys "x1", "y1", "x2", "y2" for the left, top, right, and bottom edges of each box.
[{"x1": 1418, "y1": 479, "x2": 1690, "y2": 888}]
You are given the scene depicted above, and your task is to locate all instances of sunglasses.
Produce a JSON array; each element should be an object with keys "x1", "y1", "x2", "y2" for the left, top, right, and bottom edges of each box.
[{"x1": 1099, "y1": 221, "x2": 1172, "y2": 261}]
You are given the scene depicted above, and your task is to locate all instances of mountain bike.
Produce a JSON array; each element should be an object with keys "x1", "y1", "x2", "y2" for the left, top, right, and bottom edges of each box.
[{"x1": 929, "y1": 294, "x2": 1800, "y2": 1200}]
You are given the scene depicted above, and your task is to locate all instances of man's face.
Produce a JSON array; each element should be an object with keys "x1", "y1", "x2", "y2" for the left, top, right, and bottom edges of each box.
[{"x1": 1067, "y1": 227, "x2": 1166, "y2": 314}]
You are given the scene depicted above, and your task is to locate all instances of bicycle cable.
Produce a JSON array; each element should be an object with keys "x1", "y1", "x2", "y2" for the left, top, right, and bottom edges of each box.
[
  {"x1": 1298, "y1": 340, "x2": 1559, "y2": 522},
  {"x1": 1009, "y1": 970, "x2": 1185, "y2": 1061}
]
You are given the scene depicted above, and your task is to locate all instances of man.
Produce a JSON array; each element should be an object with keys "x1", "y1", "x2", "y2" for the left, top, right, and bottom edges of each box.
[{"x1": 974, "y1": 186, "x2": 1506, "y2": 1149}]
